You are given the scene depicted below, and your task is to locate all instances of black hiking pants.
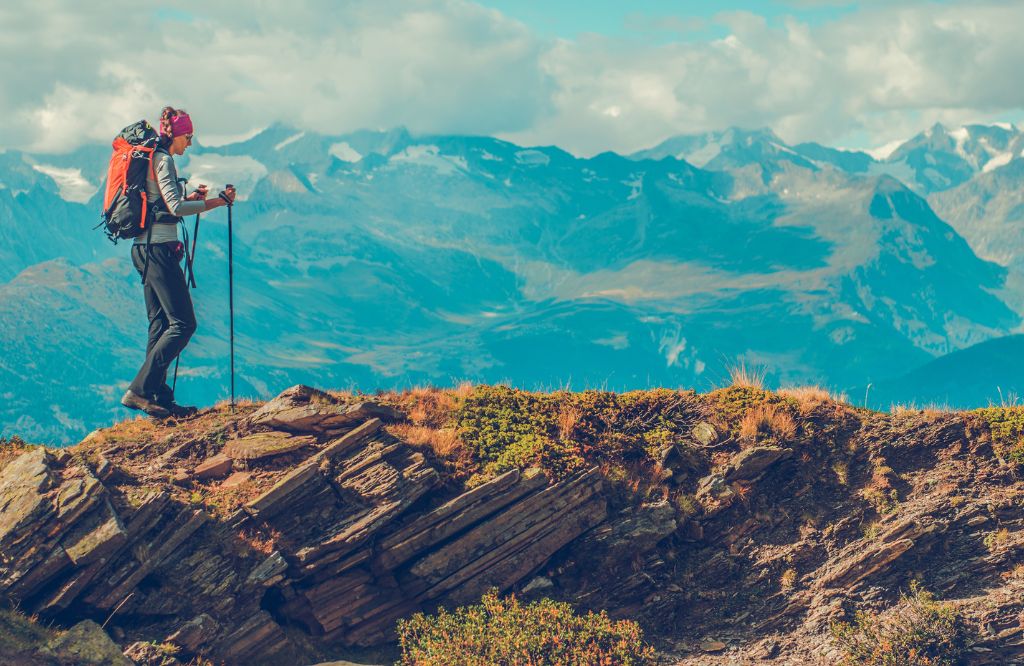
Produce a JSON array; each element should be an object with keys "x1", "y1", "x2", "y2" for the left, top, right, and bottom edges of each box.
[{"x1": 129, "y1": 241, "x2": 196, "y2": 402}]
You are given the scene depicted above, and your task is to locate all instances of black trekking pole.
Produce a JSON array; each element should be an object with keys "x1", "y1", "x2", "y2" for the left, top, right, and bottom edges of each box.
[{"x1": 221, "y1": 185, "x2": 236, "y2": 412}]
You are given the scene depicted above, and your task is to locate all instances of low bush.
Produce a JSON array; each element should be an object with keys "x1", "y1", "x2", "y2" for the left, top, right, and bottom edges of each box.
[
  {"x1": 831, "y1": 582, "x2": 970, "y2": 665},
  {"x1": 397, "y1": 589, "x2": 656, "y2": 665}
]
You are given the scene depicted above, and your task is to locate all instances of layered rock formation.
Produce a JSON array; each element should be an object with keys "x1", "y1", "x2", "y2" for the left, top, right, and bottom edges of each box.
[{"x1": 0, "y1": 385, "x2": 607, "y2": 664}]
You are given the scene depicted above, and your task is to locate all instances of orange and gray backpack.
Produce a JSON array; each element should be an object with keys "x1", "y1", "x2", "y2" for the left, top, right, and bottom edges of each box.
[{"x1": 98, "y1": 120, "x2": 164, "y2": 243}]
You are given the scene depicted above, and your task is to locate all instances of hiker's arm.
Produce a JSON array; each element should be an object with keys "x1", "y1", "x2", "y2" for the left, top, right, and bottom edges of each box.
[
  {"x1": 154, "y1": 153, "x2": 205, "y2": 217},
  {"x1": 200, "y1": 186, "x2": 236, "y2": 211}
]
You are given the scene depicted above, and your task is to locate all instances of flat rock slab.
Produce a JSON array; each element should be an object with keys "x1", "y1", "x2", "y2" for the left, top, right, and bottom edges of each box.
[
  {"x1": 221, "y1": 471, "x2": 253, "y2": 489},
  {"x1": 248, "y1": 385, "x2": 403, "y2": 435},
  {"x1": 223, "y1": 432, "x2": 316, "y2": 461},
  {"x1": 194, "y1": 453, "x2": 233, "y2": 480}
]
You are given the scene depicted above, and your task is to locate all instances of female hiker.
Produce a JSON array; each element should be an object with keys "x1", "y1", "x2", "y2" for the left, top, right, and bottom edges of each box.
[{"x1": 120, "y1": 106, "x2": 235, "y2": 418}]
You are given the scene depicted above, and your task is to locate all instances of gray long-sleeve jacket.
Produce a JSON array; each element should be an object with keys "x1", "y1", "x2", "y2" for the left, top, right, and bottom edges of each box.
[{"x1": 133, "y1": 150, "x2": 205, "y2": 244}]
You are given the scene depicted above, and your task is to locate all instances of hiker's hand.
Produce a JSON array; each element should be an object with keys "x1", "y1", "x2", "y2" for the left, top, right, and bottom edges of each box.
[
  {"x1": 219, "y1": 186, "x2": 236, "y2": 206},
  {"x1": 187, "y1": 184, "x2": 208, "y2": 201}
]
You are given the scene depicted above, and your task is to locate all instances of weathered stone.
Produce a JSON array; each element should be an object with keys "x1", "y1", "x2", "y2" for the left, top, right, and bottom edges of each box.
[
  {"x1": 223, "y1": 431, "x2": 316, "y2": 461},
  {"x1": 247, "y1": 462, "x2": 320, "y2": 516},
  {"x1": 697, "y1": 474, "x2": 735, "y2": 503},
  {"x1": 724, "y1": 446, "x2": 793, "y2": 483},
  {"x1": 521, "y1": 576, "x2": 554, "y2": 594},
  {"x1": 375, "y1": 468, "x2": 546, "y2": 570},
  {"x1": 95, "y1": 456, "x2": 114, "y2": 481},
  {"x1": 247, "y1": 385, "x2": 402, "y2": 435},
  {"x1": 194, "y1": 453, "x2": 232, "y2": 480},
  {"x1": 315, "y1": 418, "x2": 384, "y2": 462},
  {"x1": 47, "y1": 619, "x2": 134, "y2": 666},
  {"x1": 816, "y1": 517, "x2": 945, "y2": 589},
  {"x1": 171, "y1": 470, "x2": 191, "y2": 486},
  {"x1": 579, "y1": 500, "x2": 677, "y2": 564},
  {"x1": 0, "y1": 447, "x2": 57, "y2": 547},
  {"x1": 219, "y1": 610, "x2": 292, "y2": 662},
  {"x1": 87, "y1": 509, "x2": 208, "y2": 609},
  {"x1": 692, "y1": 422, "x2": 719, "y2": 446},
  {"x1": 221, "y1": 471, "x2": 253, "y2": 488},
  {"x1": 701, "y1": 639, "x2": 728, "y2": 652},
  {"x1": 165, "y1": 613, "x2": 222, "y2": 654},
  {"x1": 246, "y1": 551, "x2": 288, "y2": 587},
  {"x1": 407, "y1": 467, "x2": 606, "y2": 601},
  {"x1": 61, "y1": 499, "x2": 127, "y2": 565}
]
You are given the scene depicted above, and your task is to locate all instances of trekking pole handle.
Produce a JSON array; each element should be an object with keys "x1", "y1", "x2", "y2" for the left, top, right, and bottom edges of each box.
[{"x1": 219, "y1": 184, "x2": 235, "y2": 206}]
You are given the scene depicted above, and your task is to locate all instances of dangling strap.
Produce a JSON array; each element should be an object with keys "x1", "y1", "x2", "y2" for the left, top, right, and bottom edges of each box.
[{"x1": 140, "y1": 222, "x2": 154, "y2": 285}]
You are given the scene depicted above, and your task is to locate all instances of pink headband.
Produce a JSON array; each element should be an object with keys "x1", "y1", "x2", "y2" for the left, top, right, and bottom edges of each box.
[{"x1": 168, "y1": 113, "x2": 193, "y2": 137}]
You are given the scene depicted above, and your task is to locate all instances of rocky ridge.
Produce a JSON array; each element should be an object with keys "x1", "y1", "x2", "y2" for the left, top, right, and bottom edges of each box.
[
  {"x1": 0, "y1": 383, "x2": 1023, "y2": 665},
  {"x1": 0, "y1": 385, "x2": 607, "y2": 664}
]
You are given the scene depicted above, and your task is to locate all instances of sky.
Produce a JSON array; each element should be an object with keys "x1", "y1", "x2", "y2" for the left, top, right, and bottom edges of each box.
[{"x1": 1, "y1": 0, "x2": 1022, "y2": 156}]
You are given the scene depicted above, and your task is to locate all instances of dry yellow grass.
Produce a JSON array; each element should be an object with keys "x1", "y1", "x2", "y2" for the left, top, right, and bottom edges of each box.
[
  {"x1": 739, "y1": 403, "x2": 797, "y2": 445},
  {"x1": 777, "y1": 385, "x2": 840, "y2": 413},
  {"x1": 376, "y1": 386, "x2": 462, "y2": 428},
  {"x1": 728, "y1": 361, "x2": 765, "y2": 389},
  {"x1": 389, "y1": 423, "x2": 464, "y2": 459},
  {"x1": 557, "y1": 403, "x2": 582, "y2": 441}
]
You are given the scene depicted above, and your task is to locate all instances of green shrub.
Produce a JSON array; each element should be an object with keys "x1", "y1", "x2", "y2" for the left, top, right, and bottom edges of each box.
[
  {"x1": 972, "y1": 407, "x2": 1024, "y2": 469},
  {"x1": 453, "y1": 386, "x2": 699, "y2": 483},
  {"x1": 0, "y1": 435, "x2": 37, "y2": 473},
  {"x1": 397, "y1": 589, "x2": 656, "y2": 665},
  {"x1": 831, "y1": 582, "x2": 970, "y2": 665}
]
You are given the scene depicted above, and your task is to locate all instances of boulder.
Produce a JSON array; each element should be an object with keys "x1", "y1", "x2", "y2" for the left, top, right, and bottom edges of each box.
[
  {"x1": 165, "y1": 613, "x2": 221, "y2": 654},
  {"x1": 691, "y1": 422, "x2": 719, "y2": 446},
  {"x1": 724, "y1": 446, "x2": 793, "y2": 483},
  {"x1": 578, "y1": 501, "x2": 677, "y2": 565},
  {"x1": 47, "y1": 620, "x2": 134, "y2": 666},
  {"x1": 696, "y1": 474, "x2": 736, "y2": 512}
]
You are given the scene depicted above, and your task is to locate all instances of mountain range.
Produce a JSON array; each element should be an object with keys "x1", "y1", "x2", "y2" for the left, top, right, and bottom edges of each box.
[{"x1": 2, "y1": 121, "x2": 1024, "y2": 442}]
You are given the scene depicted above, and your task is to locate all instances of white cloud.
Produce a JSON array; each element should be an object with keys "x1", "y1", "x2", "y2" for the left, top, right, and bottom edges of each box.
[
  {"x1": 500, "y1": 2, "x2": 1024, "y2": 154},
  {"x1": 1, "y1": 1, "x2": 1023, "y2": 156},
  {"x1": 0, "y1": 0, "x2": 552, "y2": 153}
]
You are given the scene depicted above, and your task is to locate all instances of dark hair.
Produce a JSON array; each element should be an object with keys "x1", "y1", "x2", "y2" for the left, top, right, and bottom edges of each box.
[{"x1": 157, "y1": 106, "x2": 188, "y2": 148}]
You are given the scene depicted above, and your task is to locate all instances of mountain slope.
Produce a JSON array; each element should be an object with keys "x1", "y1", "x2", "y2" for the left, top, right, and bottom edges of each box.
[{"x1": 1, "y1": 125, "x2": 1021, "y2": 441}]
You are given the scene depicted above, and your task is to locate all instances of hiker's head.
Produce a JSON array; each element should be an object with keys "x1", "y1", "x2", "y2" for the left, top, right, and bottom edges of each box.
[{"x1": 158, "y1": 106, "x2": 193, "y2": 156}]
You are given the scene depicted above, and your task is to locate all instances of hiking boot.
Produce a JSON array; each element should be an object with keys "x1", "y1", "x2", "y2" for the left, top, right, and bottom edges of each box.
[
  {"x1": 160, "y1": 401, "x2": 199, "y2": 418},
  {"x1": 121, "y1": 390, "x2": 171, "y2": 418}
]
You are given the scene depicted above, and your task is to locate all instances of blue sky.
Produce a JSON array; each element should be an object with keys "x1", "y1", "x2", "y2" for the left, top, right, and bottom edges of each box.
[
  {"x1": 2, "y1": 0, "x2": 1022, "y2": 156},
  {"x1": 478, "y1": 0, "x2": 859, "y2": 39}
]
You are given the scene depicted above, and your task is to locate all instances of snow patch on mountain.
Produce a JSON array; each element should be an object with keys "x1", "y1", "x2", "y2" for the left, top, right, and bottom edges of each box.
[
  {"x1": 274, "y1": 132, "x2": 305, "y2": 151},
  {"x1": 866, "y1": 139, "x2": 905, "y2": 161},
  {"x1": 30, "y1": 164, "x2": 96, "y2": 203},
  {"x1": 514, "y1": 150, "x2": 550, "y2": 167},
  {"x1": 181, "y1": 155, "x2": 268, "y2": 200},
  {"x1": 329, "y1": 142, "x2": 363, "y2": 162},
  {"x1": 983, "y1": 152, "x2": 1014, "y2": 173},
  {"x1": 684, "y1": 142, "x2": 722, "y2": 167},
  {"x1": 389, "y1": 145, "x2": 468, "y2": 174}
]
